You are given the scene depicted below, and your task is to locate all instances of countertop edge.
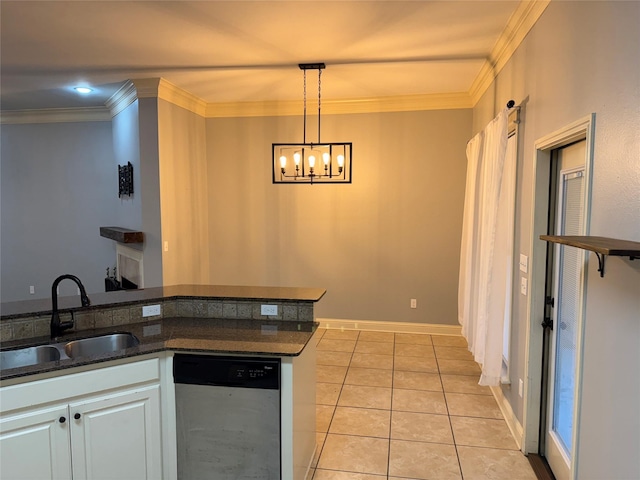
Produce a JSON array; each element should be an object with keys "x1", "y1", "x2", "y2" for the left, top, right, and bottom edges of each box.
[
  {"x1": 0, "y1": 317, "x2": 319, "y2": 382},
  {"x1": 1, "y1": 284, "x2": 327, "y2": 320}
]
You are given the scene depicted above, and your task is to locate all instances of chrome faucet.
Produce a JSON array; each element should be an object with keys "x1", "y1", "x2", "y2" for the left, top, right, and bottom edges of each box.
[{"x1": 51, "y1": 274, "x2": 91, "y2": 338}]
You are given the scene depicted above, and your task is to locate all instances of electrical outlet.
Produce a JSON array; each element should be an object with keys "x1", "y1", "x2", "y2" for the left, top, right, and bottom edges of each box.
[
  {"x1": 261, "y1": 304, "x2": 278, "y2": 316},
  {"x1": 410, "y1": 299, "x2": 417, "y2": 309},
  {"x1": 29, "y1": 286, "x2": 35, "y2": 295},
  {"x1": 520, "y1": 277, "x2": 528, "y2": 296},
  {"x1": 163, "y1": 241, "x2": 169, "y2": 252},
  {"x1": 142, "y1": 304, "x2": 161, "y2": 317},
  {"x1": 519, "y1": 378, "x2": 524, "y2": 397}
]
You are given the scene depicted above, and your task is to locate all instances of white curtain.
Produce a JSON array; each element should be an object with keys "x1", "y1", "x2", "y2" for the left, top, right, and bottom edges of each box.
[{"x1": 458, "y1": 109, "x2": 512, "y2": 386}]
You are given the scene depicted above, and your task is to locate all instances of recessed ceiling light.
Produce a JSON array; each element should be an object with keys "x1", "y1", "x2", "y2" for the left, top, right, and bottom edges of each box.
[{"x1": 74, "y1": 86, "x2": 93, "y2": 94}]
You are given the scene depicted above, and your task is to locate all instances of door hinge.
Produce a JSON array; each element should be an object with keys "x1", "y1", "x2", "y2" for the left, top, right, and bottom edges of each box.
[
  {"x1": 542, "y1": 317, "x2": 554, "y2": 330},
  {"x1": 545, "y1": 296, "x2": 555, "y2": 307}
]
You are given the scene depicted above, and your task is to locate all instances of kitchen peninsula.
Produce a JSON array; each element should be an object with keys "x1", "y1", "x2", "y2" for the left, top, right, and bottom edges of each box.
[{"x1": 0, "y1": 284, "x2": 325, "y2": 480}]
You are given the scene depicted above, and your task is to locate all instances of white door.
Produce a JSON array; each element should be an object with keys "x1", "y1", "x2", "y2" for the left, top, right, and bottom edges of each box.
[
  {"x1": 69, "y1": 385, "x2": 162, "y2": 480},
  {"x1": 0, "y1": 404, "x2": 73, "y2": 479},
  {"x1": 545, "y1": 140, "x2": 587, "y2": 480}
]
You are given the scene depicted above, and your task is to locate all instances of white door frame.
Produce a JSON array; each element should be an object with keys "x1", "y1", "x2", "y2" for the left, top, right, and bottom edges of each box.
[{"x1": 521, "y1": 114, "x2": 595, "y2": 474}]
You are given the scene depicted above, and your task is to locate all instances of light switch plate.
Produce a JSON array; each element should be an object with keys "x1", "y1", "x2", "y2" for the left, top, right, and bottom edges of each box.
[
  {"x1": 142, "y1": 304, "x2": 161, "y2": 317},
  {"x1": 519, "y1": 254, "x2": 528, "y2": 273},
  {"x1": 261, "y1": 304, "x2": 278, "y2": 316}
]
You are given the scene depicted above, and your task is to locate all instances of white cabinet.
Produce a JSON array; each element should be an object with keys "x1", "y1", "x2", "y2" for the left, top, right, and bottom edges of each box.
[
  {"x1": 70, "y1": 386, "x2": 162, "y2": 480},
  {"x1": 0, "y1": 404, "x2": 72, "y2": 479},
  {"x1": 0, "y1": 358, "x2": 163, "y2": 480}
]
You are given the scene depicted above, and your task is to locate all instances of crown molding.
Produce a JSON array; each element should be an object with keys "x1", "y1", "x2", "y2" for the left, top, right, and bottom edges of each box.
[
  {"x1": 107, "y1": 78, "x2": 208, "y2": 117},
  {"x1": 0, "y1": 107, "x2": 111, "y2": 125},
  {"x1": 157, "y1": 78, "x2": 208, "y2": 117},
  {"x1": 131, "y1": 78, "x2": 162, "y2": 98},
  {"x1": 469, "y1": 0, "x2": 550, "y2": 105},
  {"x1": 206, "y1": 92, "x2": 473, "y2": 118},
  {"x1": 106, "y1": 80, "x2": 137, "y2": 117}
]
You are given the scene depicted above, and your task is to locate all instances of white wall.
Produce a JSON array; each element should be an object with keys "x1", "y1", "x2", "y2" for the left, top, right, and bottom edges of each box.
[
  {"x1": 0, "y1": 121, "x2": 116, "y2": 301},
  {"x1": 206, "y1": 109, "x2": 471, "y2": 324},
  {"x1": 474, "y1": 2, "x2": 640, "y2": 478}
]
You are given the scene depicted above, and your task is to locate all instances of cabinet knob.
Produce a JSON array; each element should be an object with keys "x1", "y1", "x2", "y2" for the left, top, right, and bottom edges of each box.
[
  {"x1": 59, "y1": 416, "x2": 66, "y2": 423},
  {"x1": 74, "y1": 413, "x2": 81, "y2": 420}
]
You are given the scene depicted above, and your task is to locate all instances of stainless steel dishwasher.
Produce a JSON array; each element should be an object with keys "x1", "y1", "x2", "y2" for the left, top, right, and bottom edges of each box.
[{"x1": 173, "y1": 354, "x2": 281, "y2": 479}]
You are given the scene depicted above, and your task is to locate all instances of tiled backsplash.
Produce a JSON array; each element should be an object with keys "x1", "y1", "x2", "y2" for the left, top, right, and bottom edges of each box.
[{"x1": 0, "y1": 298, "x2": 315, "y2": 343}]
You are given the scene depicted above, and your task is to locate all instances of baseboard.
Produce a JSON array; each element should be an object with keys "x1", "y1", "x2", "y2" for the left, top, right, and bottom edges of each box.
[
  {"x1": 316, "y1": 318, "x2": 462, "y2": 336},
  {"x1": 491, "y1": 385, "x2": 524, "y2": 450}
]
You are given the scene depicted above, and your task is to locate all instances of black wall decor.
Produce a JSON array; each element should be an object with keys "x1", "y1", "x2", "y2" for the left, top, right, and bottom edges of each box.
[{"x1": 118, "y1": 162, "x2": 134, "y2": 197}]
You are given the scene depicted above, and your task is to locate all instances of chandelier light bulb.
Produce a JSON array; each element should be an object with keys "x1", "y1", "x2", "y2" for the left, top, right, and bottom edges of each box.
[
  {"x1": 322, "y1": 152, "x2": 330, "y2": 166},
  {"x1": 279, "y1": 156, "x2": 287, "y2": 169},
  {"x1": 337, "y1": 154, "x2": 345, "y2": 168},
  {"x1": 293, "y1": 152, "x2": 301, "y2": 166},
  {"x1": 308, "y1": 155, "x2": 316, "y2": 168}
]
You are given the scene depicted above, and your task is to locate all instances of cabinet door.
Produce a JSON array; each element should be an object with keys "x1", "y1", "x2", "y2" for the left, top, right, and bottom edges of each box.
[
  {"x1": 0, "y1": 404, "x2": 73, "y2": 480},
  {"x1": 69, "y1": 385, "x2": 162, "y2": 480}
]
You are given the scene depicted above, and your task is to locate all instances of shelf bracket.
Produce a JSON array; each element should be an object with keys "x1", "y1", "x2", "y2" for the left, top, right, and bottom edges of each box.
[{"x1": 594, "y1": 252, "x2": 606, "y2": 277}]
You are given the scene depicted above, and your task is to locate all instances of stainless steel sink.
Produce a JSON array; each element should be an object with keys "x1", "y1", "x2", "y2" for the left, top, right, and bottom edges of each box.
[
  {"x1": 1, "y1": 332, "x2": 140, "y2": 371},
  {"x1": 64, "y1": 333, "x2": 139, "y2": 359},
  {"x1": 0, "y1": 345, "x2": 61, "y2": 370}
]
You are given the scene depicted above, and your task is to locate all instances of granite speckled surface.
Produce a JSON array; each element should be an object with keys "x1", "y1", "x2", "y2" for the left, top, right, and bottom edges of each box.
[
  {"x1": 1, "y1": 284, "x2": 327, "y2": 319},
  {"x1": 0, "y1": 317, "x2": 318, "y2": 381}
]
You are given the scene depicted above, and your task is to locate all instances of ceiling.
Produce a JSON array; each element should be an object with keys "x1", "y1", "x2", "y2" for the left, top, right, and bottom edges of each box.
[{"x1": 0, "y1": 1, "x2": 524, "y2": 112}]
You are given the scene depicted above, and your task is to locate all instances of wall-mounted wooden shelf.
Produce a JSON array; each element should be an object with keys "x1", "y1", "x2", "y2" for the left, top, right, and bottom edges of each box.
[
  {"x1": 100, "y1": 227, "x2": 144, "y2": 244},
  {"x1": 540, "y1": 235, "x2": 640, "y2": 277}
]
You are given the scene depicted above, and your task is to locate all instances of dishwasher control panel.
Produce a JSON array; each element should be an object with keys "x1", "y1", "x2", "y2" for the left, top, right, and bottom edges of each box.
[{"x1": 174, "y1": 354, "x2": 280, "y2": 390}]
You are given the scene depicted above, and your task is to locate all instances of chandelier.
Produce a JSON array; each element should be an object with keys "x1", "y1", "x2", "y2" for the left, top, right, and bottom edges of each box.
[{"x1": 272, "y1": 63, "x2": 352, "y2": 184}]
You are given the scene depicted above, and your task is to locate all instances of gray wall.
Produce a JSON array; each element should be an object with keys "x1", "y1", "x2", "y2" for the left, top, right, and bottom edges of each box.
[
  {"x1": 206, "y1": 109, "x2": 471, "y2": 324},
  {"x1": 1, "y1": 121, "x2": 116, "y2": 301},
  {"x1": 112, "y1": 99, "x2": 142, "y2": 230},
  {"x1": 137, "y1": 98, "x2": 163, "y2": 288},
  {"x1": 1, "y1": 105, "x2": 471, "y2": 330},
  {"x1": 474, "y1": 2, "x2": 640, "y2": 478},
  {"x1": 157, "y1": 99, "x2": 210, "y2": 286}
]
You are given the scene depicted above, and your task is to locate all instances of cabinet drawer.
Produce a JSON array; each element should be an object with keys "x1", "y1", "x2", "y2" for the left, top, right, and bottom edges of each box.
[{"x1": 1, "y1": 358, "x2": 160, "y2": 414}]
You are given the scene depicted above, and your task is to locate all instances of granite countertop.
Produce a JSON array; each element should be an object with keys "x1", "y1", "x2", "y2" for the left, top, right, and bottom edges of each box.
[
  {"x1": 1, "y1": 284, "x2": 327, "y2": 319},
  {"x1": 0, "y1": 317, "x2": 318, "y2": 381}
]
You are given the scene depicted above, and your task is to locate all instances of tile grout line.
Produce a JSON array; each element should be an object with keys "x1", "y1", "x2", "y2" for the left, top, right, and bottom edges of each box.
[
  {"x1": 435, "y1": 338, "x2": 467, "y2": 480},
  {"x1": 386, "y1": 332, "x2": 397, "y2": 479},
  {"x1": 314, "y1": 329, "x2": 360, "y2": 477}
]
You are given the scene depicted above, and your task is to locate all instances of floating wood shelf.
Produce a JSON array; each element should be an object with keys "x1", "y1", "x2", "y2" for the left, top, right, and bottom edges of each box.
[
  {"x1": 540, "y1": 235, "x2": 640, "y2": 277},
  {"x1": 100, "y1": 226, "x2": 144, "y2": 244}
]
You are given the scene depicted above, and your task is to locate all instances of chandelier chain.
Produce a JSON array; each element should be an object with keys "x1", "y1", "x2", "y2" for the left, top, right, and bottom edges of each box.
[
  {"x1": 303, "y1": 68, "x2": 307, "y2": 144},
  {"x1": 317, "y1": 68, "x2": 322, "y2": 143}
]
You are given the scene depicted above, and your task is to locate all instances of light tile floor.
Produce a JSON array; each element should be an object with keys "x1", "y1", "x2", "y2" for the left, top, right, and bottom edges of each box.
[{"x1": 311, "y1": 328, "x2": 538, "y2": 480}]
